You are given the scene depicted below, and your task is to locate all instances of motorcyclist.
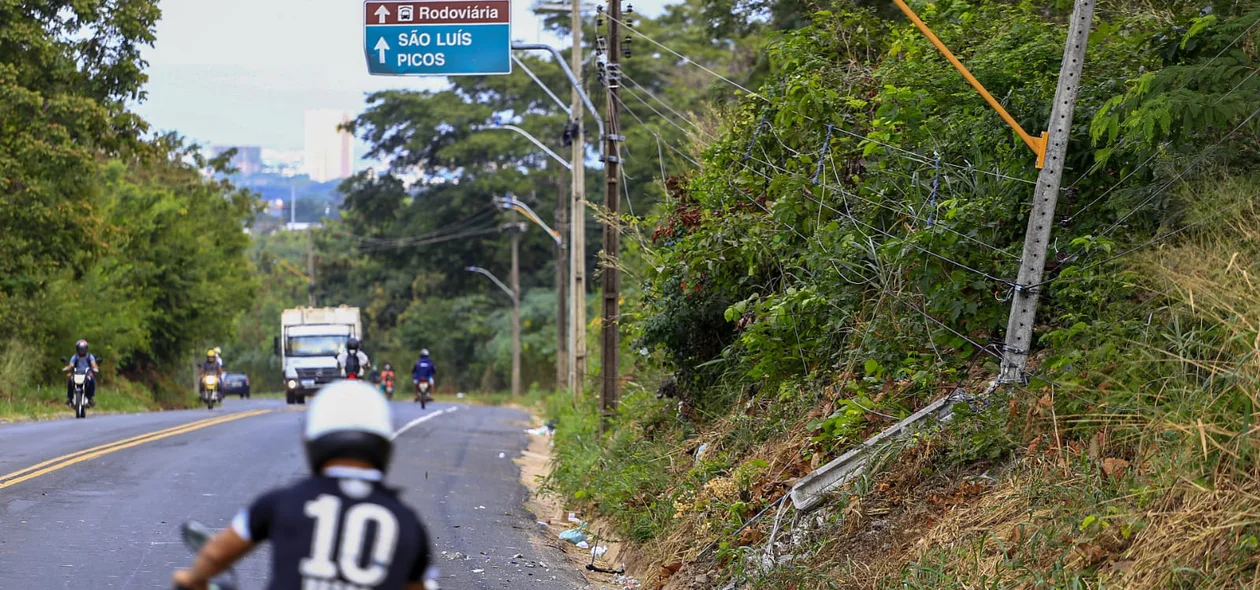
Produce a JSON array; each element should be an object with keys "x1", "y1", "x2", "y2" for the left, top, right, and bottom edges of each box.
[
  {"x1": 198, "y1": 349, "x2": 223, "y2": 395},
  {"x1": 380, "y1": 363, "x2": 396, "y2": 396},
  {"x1": 213, "y1": 347, "x2": 224, "y2": 371},
  {"x1": 337, "y1": 337, "x2": 370, "y2": 379},
  {"x1": 171, "y1": 380, "x2": 438, "y2": 590},
  {"x1": 412, "y1": 350, "x2": 435, "y2": 397},
  {"x1": 63, "y1": 339, "x2": 99, "y2": 408}
]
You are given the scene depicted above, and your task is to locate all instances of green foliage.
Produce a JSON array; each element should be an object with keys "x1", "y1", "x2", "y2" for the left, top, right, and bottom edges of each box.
[
  {"x1": 0, "y1": 3, "x2": 257, "y2": 403},
  {"x1": 546, "y1": 0, "x2": 1260, "y2": 587},
  {"x1": 314, "y1": 0, "x2": 757, "y2": 390},
  {"x1": 544, "y1": 389, "x2": 680, "y2": 542}
]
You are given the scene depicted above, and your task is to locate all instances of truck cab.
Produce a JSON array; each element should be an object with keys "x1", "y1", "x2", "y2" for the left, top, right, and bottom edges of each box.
[{"x1": 277, "y1": 306, "x2": 361, "y2": 404}]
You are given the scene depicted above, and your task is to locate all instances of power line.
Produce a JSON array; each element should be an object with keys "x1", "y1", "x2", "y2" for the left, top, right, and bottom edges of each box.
[
  {"x1": 606, "y1": 14, "x2": 764, "y2": 101},
  {"x1": 620, "y1": 71, "x2": 710, "y2": 138},
  {"x1": 613, "y1": 75, "x2": 1021, "y2": 265},
  {"x1": 1044, "y1": 101, "x2": 1260, "y2": 281},
  {"x1": 347, "y1": 225, "x2": 504, "y2": 252},
  {"x1": 619, "y1": 84, "x2": 704, "y2": 142},
  {"x1": 612, "y1": 92, "x2": 701, "y2": 166}
]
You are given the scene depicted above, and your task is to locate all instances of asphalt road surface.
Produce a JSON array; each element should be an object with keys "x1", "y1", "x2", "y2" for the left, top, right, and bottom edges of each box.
[{"x1": 0, "y1": 398, "x2": 587, "y2": 589}]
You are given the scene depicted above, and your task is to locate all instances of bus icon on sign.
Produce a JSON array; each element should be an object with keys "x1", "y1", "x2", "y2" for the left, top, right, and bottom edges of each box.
[{"x1": 398, "y1": 5, "x2": 414, "y2": 21}]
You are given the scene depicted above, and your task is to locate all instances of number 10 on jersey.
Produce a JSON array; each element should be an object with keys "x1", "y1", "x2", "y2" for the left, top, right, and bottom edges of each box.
[{"x1": 301, "y1": 494, "x2": 401, "y2": 587}]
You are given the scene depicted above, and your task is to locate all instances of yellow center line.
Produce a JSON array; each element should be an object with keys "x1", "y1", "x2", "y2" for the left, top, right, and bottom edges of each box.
[
  {"x1": 0, "y1": 409, "x2": 272, "y2": 491},
  {"x1": 0, "y1": 414, "x2": 231, "y2": 483}
]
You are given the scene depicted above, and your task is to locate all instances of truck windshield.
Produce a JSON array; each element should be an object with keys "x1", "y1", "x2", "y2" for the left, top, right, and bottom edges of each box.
[{"x1": 287, "y1": 335, "x2": 344, "y2": 357}]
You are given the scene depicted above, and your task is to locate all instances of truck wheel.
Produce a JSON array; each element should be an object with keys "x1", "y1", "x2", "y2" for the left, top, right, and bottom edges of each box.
[
  {"x1": 297, "y1": 394, "x2": 307, "y2": 405},
  {"x1": 286, "y1": 391, "x2": 296, "y2": 405}
]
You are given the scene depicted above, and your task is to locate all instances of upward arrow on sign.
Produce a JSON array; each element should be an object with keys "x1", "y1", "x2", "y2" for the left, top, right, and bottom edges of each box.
[
  {"x1": 374, "y1": 37, "x2": 390, "y2": 64},
  {"x1": 374, "y1": 5, "x2": 390, "y2": 23}
]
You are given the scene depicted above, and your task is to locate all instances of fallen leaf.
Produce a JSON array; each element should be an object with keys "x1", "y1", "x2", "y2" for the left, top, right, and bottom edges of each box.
[
  {"x1": 1101, "y1": 457, "x2": 1129, "y2": 479},
  {"x1": 737, "y1": 527, "x2": 765, "y2": 546}
]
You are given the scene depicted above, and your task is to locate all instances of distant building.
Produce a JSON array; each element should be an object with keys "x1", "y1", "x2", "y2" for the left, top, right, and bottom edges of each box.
[
  {"x1": 207, "y1": 145, "x2": 263, "y2": 176},
  {"x1": 262, "y1": 148, "x2": 306, "y2": 177},
  {"x1": 303, "y1": 110, "x2": 353, "y2": 183}
]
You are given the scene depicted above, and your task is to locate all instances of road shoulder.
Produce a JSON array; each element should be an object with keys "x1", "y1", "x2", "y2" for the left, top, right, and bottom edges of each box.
[{"x1": 515, "y1": 414, "x2": 639, "y2": 590}]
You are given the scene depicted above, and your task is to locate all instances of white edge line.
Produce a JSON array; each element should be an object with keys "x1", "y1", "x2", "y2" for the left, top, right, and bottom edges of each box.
[{"x1": 391, "y1": 406, "x2": 459, "y2": 440}]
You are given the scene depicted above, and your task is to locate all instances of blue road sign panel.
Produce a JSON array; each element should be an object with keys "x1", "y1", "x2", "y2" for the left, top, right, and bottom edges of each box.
[{"x1": 364, "y1": 0, "x2": 512, "y2": 76}]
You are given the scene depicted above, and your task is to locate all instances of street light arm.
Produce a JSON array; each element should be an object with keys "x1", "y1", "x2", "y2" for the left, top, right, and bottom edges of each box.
[
  {"x1": 473, "y1": 124, "x2": 572, "y2": 171},
  {"x1": 466, "y1": 266, "x2": 517, "y2": 303},
  {"x1": 510, "y1": 42, "x2": 606, "y2": 143},
  {"x1": 505, "y1": 197, "x2": 562, "y2": 245},
  {"x1": 512, "y1": 55, "x2": 571, "y2": 116}
]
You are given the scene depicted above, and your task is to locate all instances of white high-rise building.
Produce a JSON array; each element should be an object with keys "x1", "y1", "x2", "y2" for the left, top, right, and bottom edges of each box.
[{"x1": 303, "y1": 109, "x2": 353, "y2": 183}]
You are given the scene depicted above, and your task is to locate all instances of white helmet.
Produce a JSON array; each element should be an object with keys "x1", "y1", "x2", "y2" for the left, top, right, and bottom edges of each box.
[{"x1": 304, "y1": 380, "x2": 394, "y2": 474}]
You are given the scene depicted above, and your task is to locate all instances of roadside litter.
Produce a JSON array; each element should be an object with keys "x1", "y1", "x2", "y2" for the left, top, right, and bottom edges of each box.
[
  {"x1": 558, "y1": 522, "x2": 588, "y2": 545},
  {"x1": 613, "y1": 574, "x2": 642, "y2": 589},
  {"x1": 526, "y1": 422, "x2": 556, "y2": 436}
]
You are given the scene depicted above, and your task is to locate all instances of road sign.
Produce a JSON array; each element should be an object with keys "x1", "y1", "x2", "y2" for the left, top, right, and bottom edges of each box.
[{"x1": 363, "y1": 0, "x2": 512, "y2": 76}]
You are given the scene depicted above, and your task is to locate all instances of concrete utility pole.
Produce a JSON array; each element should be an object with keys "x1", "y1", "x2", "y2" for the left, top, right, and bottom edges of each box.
[
  {"x1": 569, "y1": 0, "x2": 588, "y2": 399},
  {"x1": 555, "y1": 176, "x2": 570, "y2": 395},
  {"x1": 998, "y1": 0, "x2": 1096, "y2": 384},
  {"x1": 509, "y1": 220, "x2": 524, "y2": 397},
  {"x1": 306, "y1": 228, "x2": 317, "y2": 307},
  {"x1": 599, "y1": 0, "x2": 624, "y2": 424},
  {"x1": 789, "y1": 0, "x2": 1098, "y2": 511}
]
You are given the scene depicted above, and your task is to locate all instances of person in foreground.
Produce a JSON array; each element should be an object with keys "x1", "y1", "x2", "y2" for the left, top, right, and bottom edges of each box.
[{"x1": 172, "y1": 380, "x2": 438, "y2": 590}]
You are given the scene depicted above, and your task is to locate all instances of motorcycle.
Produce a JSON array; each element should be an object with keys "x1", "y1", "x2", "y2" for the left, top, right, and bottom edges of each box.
[
  {"x1": 61, "y1": 359, "x2": 94, "y2": 419},
  {"x1": 415, "y1": 380, "x2": 431, "y2": 409},
  {"x1": 177, "y1": 520, "x2": 239, "y2": 590},
  {"x1": 200, "y1": 373, "x2": 222, "y2": 410},
  {"x1": 383, "y1": 374, "x2": 395, "y2": 400}
]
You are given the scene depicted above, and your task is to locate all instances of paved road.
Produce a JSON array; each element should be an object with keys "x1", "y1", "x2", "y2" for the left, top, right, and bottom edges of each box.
[{"x1": 0, "y1": 399, "x2": 586, "y2": 589}]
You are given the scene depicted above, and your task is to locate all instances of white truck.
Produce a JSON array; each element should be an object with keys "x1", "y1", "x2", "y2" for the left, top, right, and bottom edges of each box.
[{"x1": 275, "y1": 306, "x2": 361, "y2": 404}]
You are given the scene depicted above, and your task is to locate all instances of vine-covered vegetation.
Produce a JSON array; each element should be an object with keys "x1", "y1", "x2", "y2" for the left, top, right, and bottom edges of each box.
[{"x1": 544, "y1": 0, "x2": 1260, "y2": 587}]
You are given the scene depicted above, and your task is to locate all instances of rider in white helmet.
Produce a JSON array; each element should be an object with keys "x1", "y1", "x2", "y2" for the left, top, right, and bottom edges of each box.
[{"x1": 172, "y1": 380, "x2": 438, "y2": 590}]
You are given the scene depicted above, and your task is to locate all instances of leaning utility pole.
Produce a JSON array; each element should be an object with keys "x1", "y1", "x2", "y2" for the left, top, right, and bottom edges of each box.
[
  {"x1": 788, "y1": 0, "x2": 1098, "y2": 513},
  {"x1": 599, "y1": 0, "x2": 624, "y2": 423},
  {"x1": 569, "y1": 0, "x2": 588, "y2": 399},
  {"x1": 555, "y1": 176, "x2": 570, "y2": 396},
  {"x1": 508, "y1": 220, "x2": 524, "y2": 397},
  {"x1": 998, "y1": 0, "x2": 1096, "y2": 384}
]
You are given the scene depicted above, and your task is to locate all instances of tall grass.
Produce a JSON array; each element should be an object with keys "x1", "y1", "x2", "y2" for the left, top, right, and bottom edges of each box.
[{"x1": 881, "y1": 181, "x2": 1260, "y2": 589}]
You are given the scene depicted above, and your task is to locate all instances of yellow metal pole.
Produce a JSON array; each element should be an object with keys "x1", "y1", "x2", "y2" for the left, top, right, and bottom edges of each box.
[{"x1": 890, "y1": 0, "x2": 1049, "y2": 168}]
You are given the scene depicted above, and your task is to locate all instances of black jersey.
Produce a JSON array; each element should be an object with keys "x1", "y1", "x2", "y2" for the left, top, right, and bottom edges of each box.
[{"x1": 232, "y1": 470, "x2": 433, "y2": 590}]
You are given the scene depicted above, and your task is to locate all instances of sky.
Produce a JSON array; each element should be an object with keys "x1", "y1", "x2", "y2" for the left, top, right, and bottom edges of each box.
[{"x1": 133, "y1": 0, "x2": 672, "y2": 167}]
